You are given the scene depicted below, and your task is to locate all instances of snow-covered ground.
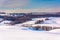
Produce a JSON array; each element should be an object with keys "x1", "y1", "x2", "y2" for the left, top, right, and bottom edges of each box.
[
  {"x1": 0, "y1": 17, "x2": 60, "y2": 40},
  {"x1": 0, "y1": 24, "x2": 60, "y2": 40}
]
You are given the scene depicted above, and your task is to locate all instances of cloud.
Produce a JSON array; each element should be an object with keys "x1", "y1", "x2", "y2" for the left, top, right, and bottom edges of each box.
[
  {"x1": 0, "y1": 0, "x2": 29, "y2": 8},
  {"x1": 30, "y1": 8, "x2": 60, "y2": 12},
  {"x1": 0, "y1": 8, "x2": 60, "y2": 13}
]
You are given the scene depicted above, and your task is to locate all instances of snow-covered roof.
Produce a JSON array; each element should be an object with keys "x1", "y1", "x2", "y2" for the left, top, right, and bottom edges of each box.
[
  {"x1": 22, "y1": 21, "x2": 36, "y2": 24},
  {"x1": 32, "y1": 24, "x2": 60, "y2": 27}
]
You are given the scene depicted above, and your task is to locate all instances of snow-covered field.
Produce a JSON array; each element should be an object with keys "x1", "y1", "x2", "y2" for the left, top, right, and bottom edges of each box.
[
  {"x1": 0, "y1": 25, "x2": 60, "y2": 40},
  {"x1": 0, "y1": 17, "x2": 60, "y2": 40}
]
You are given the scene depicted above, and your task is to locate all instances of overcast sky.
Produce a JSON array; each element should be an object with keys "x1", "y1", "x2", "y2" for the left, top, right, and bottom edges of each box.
[{"x1": 0, "y1": 0, "x2": 60, "y2": 13}]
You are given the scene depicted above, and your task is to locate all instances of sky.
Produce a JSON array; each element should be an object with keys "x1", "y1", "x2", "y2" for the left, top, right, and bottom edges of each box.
[{"x1": 0, "y1": 0, "x2": 60, "y2": 13}]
